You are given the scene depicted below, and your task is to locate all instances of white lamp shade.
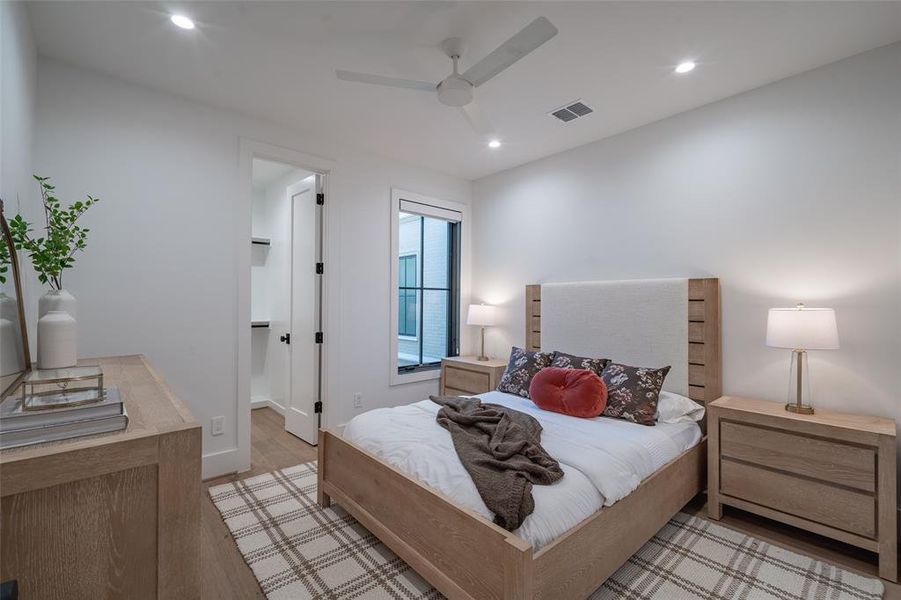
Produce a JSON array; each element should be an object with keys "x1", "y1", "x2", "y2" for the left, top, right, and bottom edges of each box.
[
  {"x1": 766, "y1": 306, "x2": 839, "y2": 350},
  {"x1": 467, "y1": 304, "x2": 497, "y2": 327}
]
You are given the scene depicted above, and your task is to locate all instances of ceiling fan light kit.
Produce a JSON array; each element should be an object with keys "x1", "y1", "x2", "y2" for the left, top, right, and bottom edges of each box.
[
  {"x1": 437, "y1": 56, "x2": 474, "y2": 107},
  {"x1": 336, "y1": 16, "x2": 558, "y2": 136},
  {"x1": 437, "y1": 77, "x2": 473, "y2": 108}
]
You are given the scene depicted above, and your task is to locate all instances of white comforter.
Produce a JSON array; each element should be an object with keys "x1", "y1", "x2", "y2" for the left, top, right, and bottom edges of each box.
[{"x1": 342, "y1": 390, "x2": 701, "y2": 549}]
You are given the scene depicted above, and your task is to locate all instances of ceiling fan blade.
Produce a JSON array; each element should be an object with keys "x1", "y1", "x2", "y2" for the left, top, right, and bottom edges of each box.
[
  {"x1": 336, "y1": 70, "x2": 436, "y2": 92},
  {"x1": 461, "y1": 16, "x2": 558, "y2": 87},
  {"x1": 460, "y1": 101, "x2": 495, "y2": 137}
]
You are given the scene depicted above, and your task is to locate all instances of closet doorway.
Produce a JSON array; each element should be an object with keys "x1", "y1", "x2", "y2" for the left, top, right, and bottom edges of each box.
[{"x1": 250, "y1": 158, "x2": 324, "y2": 445}]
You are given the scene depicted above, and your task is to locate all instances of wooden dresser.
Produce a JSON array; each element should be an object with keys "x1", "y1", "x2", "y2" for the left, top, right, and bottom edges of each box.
[
  {"x1": 0, "y1": 355, "x2": 202, "y2": 599},
  {"x1": 708, "y1": 396, "x2": 897, "y2": 581},
  {"x1": 439, "y1": 356, "x2": 507, "y2": 396}
]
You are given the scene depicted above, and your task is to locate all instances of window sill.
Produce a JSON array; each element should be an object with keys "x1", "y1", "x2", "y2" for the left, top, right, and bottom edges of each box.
[
  {"x1": 390, "y1": 367, "x2": 440, "y2": 386},
  {"x1": 398, "y1": 335, "x2": 418, "y2": 342}
]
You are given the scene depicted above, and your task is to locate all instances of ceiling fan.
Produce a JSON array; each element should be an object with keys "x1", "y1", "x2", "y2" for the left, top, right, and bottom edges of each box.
[{"x1": 336, "y1": 16, "x2": 558, "y2": 136}]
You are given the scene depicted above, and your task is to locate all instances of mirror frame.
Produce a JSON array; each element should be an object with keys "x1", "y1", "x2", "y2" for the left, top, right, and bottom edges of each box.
[{"x1": 0, "y1": 198, "x2": 31, "y2": 399}]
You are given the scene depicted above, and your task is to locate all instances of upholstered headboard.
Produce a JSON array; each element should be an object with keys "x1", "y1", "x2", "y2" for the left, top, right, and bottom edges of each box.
[{"x1": 525, "y1": 278, "x2": 721, "y2": 405}]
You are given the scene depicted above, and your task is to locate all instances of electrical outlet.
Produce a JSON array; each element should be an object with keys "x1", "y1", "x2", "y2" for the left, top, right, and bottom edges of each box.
[
  {"x1": 211, "y1": 416, "x2": 224, "y2": 436},
  {"x1": 353, "y1": 393, "x2": 363, "y2": 409}
]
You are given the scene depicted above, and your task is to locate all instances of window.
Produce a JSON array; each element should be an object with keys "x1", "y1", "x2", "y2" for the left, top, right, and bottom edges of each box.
[
  {"x1": 392, "y1": 190, "x2": 463, "y2": 382},
  {"x1": 398, "y1": 254, "x2": 417, "y2": 337}
]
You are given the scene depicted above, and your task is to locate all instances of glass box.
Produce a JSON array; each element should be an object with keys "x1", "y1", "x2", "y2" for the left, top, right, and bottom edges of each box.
[{"x1": 21, "y1": 365, "x2": 105, "y2": 411}]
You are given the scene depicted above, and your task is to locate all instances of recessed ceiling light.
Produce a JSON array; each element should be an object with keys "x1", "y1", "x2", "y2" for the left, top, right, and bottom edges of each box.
[
  {"x1": 675, "y1": 61, "x2": 696, "y2": 74},
  {"x1": 488, "y1": 140, "x2": 501, "y2": 149},
  {"x1": 170, "y1": 14, "x2": 195, "y2": 30}
]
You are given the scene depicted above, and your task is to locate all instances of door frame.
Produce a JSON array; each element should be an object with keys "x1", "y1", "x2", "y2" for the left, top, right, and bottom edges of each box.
[{"x1": 238, "y1": 139, "x2": 336, "y2": 473}]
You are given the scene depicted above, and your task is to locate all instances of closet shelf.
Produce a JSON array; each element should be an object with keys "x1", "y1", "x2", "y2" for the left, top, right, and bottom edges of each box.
[
  {"x1": 251, "y1": 320, "x2": 270, "y2": 328},
  {"x1": 251, "y1": 237, "x2": 271, "y2": 246}
]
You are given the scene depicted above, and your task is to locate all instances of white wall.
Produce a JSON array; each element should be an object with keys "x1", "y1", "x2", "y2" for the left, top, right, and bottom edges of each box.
[
  {"x1": 1, "y1": 0, "x2": 35, "y2": 211},
  {"x1": 250, "y1": 186, "x2": 273, "y2": 406},
  {"x1": 34, "y1": 58, "x2": 472, "y2": 477},
  {"x1": 473, "y1": 43, "x2": 900, "y2": 461},
  {"x1": 1, "y1": 0, "x2": 39, "y2": 339}
]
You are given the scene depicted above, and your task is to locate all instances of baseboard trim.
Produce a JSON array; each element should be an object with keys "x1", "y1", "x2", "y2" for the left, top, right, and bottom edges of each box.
[
  {"x1": 251, "y1": 396, "x2": 286, "y2": 416},
  {"x1": 202, "y1": 447, "x2": 240, "y2": 480}
]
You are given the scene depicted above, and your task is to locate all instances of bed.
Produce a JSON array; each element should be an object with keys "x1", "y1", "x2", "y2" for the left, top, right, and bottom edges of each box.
[
  {"x1": 343, "y1": 390, "x2": 703, "y2": 550},
  {"x1": 318, "y1": 278, "x2": 721, "y2": 600}
]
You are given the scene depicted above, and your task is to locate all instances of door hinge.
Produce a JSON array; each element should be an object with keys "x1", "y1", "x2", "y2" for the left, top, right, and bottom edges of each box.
[
  {"x1": 316, "y1": 193, "x2": 324, "y2": 205},
  {"x1": 315, "y1": 262, "x2": 324, "y2": 275},
  {"x1": 315, "y1": 331, "x2": 323, "y2": 344},
  {"x1": 280, "y1": 333, "x2": 290, "y2": 345},
  {"x1": 314, "y1": 400, "x2": 323, "y2": 414}
]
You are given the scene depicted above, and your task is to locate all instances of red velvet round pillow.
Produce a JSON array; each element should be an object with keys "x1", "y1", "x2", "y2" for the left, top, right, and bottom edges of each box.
[{"x1": 528, "y1": 367, "x2": 608, "y2": 418}]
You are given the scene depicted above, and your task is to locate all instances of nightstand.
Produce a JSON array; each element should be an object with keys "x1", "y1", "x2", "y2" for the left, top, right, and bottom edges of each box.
[
  {"x1": 439, "y1": 356, "x2": 507, "y2": 396},
  {"x1": 708, "y1": 396, "x2": 897, "y2": 581}
]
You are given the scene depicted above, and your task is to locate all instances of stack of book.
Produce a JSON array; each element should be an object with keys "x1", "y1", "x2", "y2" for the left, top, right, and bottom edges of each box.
[{"x1": 0, "y1": 387, "x2": 128, "y2": 449}]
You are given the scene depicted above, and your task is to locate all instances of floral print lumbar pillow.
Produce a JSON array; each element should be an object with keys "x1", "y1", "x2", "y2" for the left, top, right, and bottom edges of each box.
[
  {"x1": 496, "y1": 347, "x2": 554, "y2": 398},
  {"x1": 550, "y1": 351, "x2": 609, "y2": 378},
  {"x1": 600, "y1": 362, "x2": 671, "y2": 425}
]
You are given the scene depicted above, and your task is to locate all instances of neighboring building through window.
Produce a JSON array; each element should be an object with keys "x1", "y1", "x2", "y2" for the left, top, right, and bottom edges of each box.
[
  {"x1": 398, "y1": 254, "x2": 417, "y2": 338},
  {"x1": 393, "y1": 195, "x2": 461, "y2": 377}
]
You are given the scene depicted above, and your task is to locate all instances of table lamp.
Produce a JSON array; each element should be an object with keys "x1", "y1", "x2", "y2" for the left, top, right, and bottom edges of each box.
[
  {"x1": 467, "y1": 304, "x2": 497, "y2": 361},
  {"x1": 766, "y1": 303, "x2": 839, "y2": 414}
]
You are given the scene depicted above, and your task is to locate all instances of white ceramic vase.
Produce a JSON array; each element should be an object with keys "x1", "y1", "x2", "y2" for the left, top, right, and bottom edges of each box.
[
  {"x1": 37, "y1": 289, "x2": 78, "y2": 369},
  {"x1": 37, "y1": 311, "x2": 77, "y2": 369},
  {"x1": 0, "y1": 293, "x2": 24, "y2": 376},
  {"x1": 39, "y1": 288, "x2": 77, "y2": 320}
]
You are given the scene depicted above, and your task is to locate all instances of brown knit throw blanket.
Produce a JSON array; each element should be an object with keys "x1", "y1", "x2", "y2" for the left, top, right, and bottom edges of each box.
[{"x1": 429, "y1": 395, "x2": 564, "y2": 531}]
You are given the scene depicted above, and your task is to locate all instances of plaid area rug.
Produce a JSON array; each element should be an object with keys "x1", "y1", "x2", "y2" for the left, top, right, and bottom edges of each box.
[{"x1": 209, "y1": 462, "x2": 885, "y2": 600}]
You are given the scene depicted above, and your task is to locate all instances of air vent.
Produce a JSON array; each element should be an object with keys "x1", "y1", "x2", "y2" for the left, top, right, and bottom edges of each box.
[
  {"x1": 548, "y1": 99, "x2": 594, "y2": 123},
  {"x1": 567, "y1": 101, "x2": 593, "y2": 117},
  {"x1": 551, "y1": 108, "x2": 578, "y2": 122}
]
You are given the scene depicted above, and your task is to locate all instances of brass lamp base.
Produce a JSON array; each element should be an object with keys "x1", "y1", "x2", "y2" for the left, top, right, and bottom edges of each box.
[
  {"x1": 785, "y1": 349, "x2": 814, "y2": 414},
  {"x1": 477, "y1": 326, "x2": 489, "y2": 361}
]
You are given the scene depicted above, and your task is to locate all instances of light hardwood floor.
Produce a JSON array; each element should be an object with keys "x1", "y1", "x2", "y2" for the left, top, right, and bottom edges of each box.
[
  {"x1": 202, "y1": 407, "x2": 316, "y2": 600},
  {"x1": 202, "y1": 408, "x2": 899, "y2": 600}
]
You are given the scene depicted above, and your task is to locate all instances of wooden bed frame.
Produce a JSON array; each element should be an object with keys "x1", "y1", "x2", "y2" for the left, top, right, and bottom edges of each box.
[{"x1": 318, "y1": 278, "x2": 721, "y2": 600}]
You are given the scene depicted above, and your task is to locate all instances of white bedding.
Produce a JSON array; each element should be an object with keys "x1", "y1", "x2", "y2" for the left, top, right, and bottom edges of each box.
[{"x1": 342, "y1": 390, "x2": 701, "y2": 550}]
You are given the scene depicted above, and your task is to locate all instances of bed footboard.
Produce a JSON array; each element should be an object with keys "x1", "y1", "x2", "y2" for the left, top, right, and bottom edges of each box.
[
  {"x1": 532, "y1": 439, "x2": 707, "y2": 599},
  {"x1": 318, "y1": 428, "x2": 706, "y2": 600},
  {"x1": 317, "y1": 428, "x2": 533, "y2": 600}
]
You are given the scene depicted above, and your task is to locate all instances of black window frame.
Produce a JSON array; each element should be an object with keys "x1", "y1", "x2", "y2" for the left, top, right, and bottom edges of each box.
[{"x1": 397, "y1": 215, "x2": 460, "y2": 374}]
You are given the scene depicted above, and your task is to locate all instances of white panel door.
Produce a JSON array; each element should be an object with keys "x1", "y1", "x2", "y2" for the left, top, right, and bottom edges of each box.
[{"x1": 285, "y1": 177, "x2": 321, "y2": 444}]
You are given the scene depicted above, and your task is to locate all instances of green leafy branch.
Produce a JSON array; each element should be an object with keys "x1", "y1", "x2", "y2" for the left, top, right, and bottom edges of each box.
[{"x1": 9, "y1": 176, "x2": 99, "y2": 290}]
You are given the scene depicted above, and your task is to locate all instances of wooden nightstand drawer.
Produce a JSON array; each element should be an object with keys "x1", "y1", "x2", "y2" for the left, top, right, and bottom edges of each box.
[
  {"x1": 445, "y1": 367, "x2": 490, "y2": 394},
  {"x1": 720, "y1": 421, "x2": 875, "y2": 492},
  {"x1": 720, "y1": 459, "x2": 876, "y2": 537},
  {"x1": 439, "y1": 357, "x2": 507, "y2": 397},
  {"x1": 708, "y1": 396, "x2": 897, "y2": 582}
]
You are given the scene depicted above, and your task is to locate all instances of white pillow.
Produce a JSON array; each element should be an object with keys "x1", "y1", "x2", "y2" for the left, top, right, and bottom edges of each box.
[{"x1": 657, "y1": 391, "x2": 705, "y2": 424}]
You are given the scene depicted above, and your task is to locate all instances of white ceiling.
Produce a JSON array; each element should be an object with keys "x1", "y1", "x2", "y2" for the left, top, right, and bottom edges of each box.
[{"x1": 27, "y1": 1, "x2": 901, "y2": 180}]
